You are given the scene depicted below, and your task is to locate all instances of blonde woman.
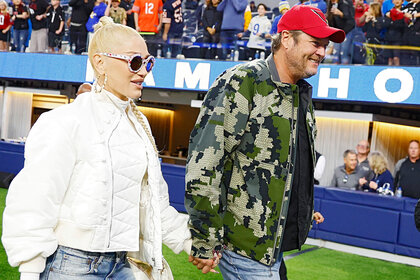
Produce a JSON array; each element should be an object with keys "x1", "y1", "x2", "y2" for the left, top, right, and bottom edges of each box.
[
  {"x1": 2, "y1": 17, "x2": 191, "y2": 280},
  {"x1": 0, "y1": 0, "x2": 12, "y2": 51},
  {"x1": 361, "y1": 151, "x2": 394, "y2": 192}
]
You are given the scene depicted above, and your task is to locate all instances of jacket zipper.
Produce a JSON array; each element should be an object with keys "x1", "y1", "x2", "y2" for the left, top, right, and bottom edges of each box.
[{"x1": 269, "y1": 90, "x2": 298, "y2": 265}]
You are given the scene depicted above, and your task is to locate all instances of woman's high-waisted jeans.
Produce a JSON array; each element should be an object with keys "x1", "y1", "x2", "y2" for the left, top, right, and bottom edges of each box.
[{"x1": 40, "y1": 245, "x2": 135, "y2": 279}]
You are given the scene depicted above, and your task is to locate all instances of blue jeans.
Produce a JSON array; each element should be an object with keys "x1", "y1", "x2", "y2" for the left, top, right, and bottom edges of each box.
[
  {"x1": 219, "y1": 250, "x2": 283, "y2": 280},
  {"x1": 13, "y1": 29, "x2": 28, "y2": 52},
  {"x1": 40, "y1": 246, "x2": 135, "y2": 279},
  {"x1": 220, "y1": 30, "x2": 241, "y2": 59}
]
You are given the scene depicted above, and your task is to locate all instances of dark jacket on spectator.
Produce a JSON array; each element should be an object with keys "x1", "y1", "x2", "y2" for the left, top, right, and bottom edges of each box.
[
  {"x1": 69, "y1": 0, "x2": 95, "y2": 25},
  {"x1": 402, "y1": 1, "x2": 420, "y2": 46},
  {"x1": 119, "y1": 0, "x2": 135, "y2": 29},
  {"x1": 415, "y1": 199, "x2": 420, "y2": 231},
  {"x1": 383, "y1": 15, "x2": 406, "y2": 42},
  {"x1": 29, "y1": 0, "x2": 49, "y2": 30},
  {"x1": 362, "y1": 169, "x2": 394, "y2": 193},
  {"x1": 327, "y1": 0, "x2": 355, "y2": 34},
  {"x1": 202, "y1": 4, "x2": 222, "y2": 37},
  {"x1": 362, "y1": 17, "x2": 386, "y2": 44}
]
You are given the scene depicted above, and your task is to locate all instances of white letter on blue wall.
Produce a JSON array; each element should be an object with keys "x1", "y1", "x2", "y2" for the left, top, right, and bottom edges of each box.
[
  {"x1": 317, "y1": 68, "x2": 350, "y2": 98},
  {"x1": 175, "y1": 62, "x2": 210, "y2": 90},
  {"x1": 374, "y1": 69, "x2": 413, "y2": 103}
]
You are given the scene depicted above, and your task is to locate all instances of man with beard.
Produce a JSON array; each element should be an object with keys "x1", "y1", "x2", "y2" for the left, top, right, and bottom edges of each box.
[{"x1": 185, "y1": 5, "x2": 345, "y2": 278}]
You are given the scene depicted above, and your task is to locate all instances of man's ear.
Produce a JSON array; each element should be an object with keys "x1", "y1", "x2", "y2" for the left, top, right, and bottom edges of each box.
[
  {"x1": 92, "y1": 53, "x2": 106, "y2": 76},
  {"x1": 280, "y1": 30, "x2": 292, "y2": 50}
]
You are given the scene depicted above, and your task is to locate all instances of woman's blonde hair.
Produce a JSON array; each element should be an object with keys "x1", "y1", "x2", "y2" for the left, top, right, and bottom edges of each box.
[
  {"x1": 369, "y1": 2, "x2": 382, "y2": 18},
  {"x1": 0, "y1": 0, "x2": 9, "y2": 11},
  {"x1": 88, "y1": 16, "x2": 140, "y2": 77},
  {"x1": 368, "y1": 151, "x2": 388, "y2": 175}
]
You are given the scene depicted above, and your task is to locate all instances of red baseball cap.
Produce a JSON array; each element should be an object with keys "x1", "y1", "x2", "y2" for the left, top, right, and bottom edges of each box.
[{"x1": 277, "y1": 5, "x2": 345, "y2": 43}]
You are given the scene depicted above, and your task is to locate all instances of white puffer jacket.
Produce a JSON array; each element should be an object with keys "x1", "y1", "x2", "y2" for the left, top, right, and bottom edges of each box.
[{"x1": 2, "y1": 90, "x2": 191, "y2": 278}]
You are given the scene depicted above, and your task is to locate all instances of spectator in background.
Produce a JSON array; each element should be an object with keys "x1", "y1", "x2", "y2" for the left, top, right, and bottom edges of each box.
[
  {"x1": 394, "y1": 140, "x2": 420, "y2": 199},
  {"x1": 382, "y1": 0, "x2": 408, "y2": 15},
  {"x1": 356, "y1": 139, "x2": 374, "y2": 181},
  {"x1": 401, "y1": 0, "x2": 420, "y2": 65},
  {"x1": 11, "y1": 0, "x2": 29, "y2": 52},
  {"x1": 0, "y1": 0, "x2": 12, "y2": 51},
  {"x1": 331, "y1": 149, "x2": 364, "y2": 190},
  {"x1": 217, "y1": 0, "x2": 247, "y2": 59},
  {"x1": 360, "y1": 2, "x2": 387, "y2": 65},
  {"x1": 76, "y1": 82, "x2": 92, "y2": 96},
  {"x1": 249, "y1": 0, "x2": 256, "y2": 12},
  {"x1": 119, "y1": 0, "x2": 134, "y2": 28},
  {"x1": 202, "y1": 0, "x2": 222, "y2": 59},
  {"x1": 314, "y1": 151, "x2": 326, "y2": 185},
  {"x1": 86, "y1": 0, "x2": 110, "y2": 42},
  {"x1": 132, "y1": 0, "x2": 163, "y2": 56},
  {"x1": 270, "y1": 1, "x2": 290, "y2": 35},
  {"x1": 69, "y1": 0, "x2": 94, "y2": 54},
  {"x1": 109, "y1": 0, "x2": 126, "y2": 25},
  {"x1": 383, "y1": 0, "x2": 407, "y2": 66},
  {"x1": 327, "y1": 0, "x2": 355, "y2": 64},
  {"x1": 162, "y1": 0, "x2": 184, "y2": 58},
  {"x1": 238, "y1": 3, "x2": 271, "y2": 59},
  {"x1": 46, "y1": 0, "x2": 64, "y2": 53},
  {"x1": 28, "y1": 0, "x2": 49, "y2": 53},
  {"x1": 303, "y1": 0, "x2": 327, "y2": 13},
  {"x1": 360, "y1": 151, "x2": 394, "y2": 193}
]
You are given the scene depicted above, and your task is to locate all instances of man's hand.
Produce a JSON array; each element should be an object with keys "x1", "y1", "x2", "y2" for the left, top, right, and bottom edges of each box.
[
  {"x1": 313, "y1": 212, "x2": 324, "y2": 224},
  {"x1": 359, "y1": 177, "x2": 367, "y2": 186},
  {"x1": 188, "y1": 252, "x2": 222, "y2": 274}
]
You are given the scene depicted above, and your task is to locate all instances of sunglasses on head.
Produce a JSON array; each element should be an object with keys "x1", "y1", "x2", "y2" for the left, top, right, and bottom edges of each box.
[{"x1": 98, "y1": 53, "x2": 155, "y2": 73}]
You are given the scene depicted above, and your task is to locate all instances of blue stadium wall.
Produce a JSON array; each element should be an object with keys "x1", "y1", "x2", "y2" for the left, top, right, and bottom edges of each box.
[{"x1": 1, "y1": 52, "x2": 420, "y2": 106}]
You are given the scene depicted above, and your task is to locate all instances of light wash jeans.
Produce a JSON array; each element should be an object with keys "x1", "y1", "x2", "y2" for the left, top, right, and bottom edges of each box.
[
  {"x1": 13, "y1": 28, "x2": 28, "y2": 52},
  {"x1": 40, "y1": 245, "x2": 135, "y2": 279},
  {"x1": 219, "y1": 250, "x2": 283, "y2": 280}
]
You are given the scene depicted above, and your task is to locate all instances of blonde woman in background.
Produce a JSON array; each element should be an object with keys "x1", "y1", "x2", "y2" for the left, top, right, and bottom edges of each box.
[
  {"x1": 0, "y1": 0, "x2": 12, "y2": 51},
  {"x1": 360, "y1": 151, "x2": 394, "y2": 193},
  {"x1": 2, "y1": 17, "x2": 192, "y2": 280}
]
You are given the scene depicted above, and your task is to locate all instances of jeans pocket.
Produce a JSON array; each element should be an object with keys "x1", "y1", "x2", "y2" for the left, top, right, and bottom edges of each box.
[{"x1": 54, "y1": 246, "x2": 95, "y2": 276}]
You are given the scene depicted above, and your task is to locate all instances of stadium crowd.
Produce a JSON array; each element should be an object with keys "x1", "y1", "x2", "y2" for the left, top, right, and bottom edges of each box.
[
  {"x1": 328, "y1": 139, "x2": 420, "y2": 199},
  {"x1": 0, "y1": 0, "x2": 419, "y2": 65}
]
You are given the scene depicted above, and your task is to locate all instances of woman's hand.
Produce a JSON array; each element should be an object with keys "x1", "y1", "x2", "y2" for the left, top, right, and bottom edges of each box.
[{"x1": 369, "y1": 181, "x2": 378, "y2": 190}]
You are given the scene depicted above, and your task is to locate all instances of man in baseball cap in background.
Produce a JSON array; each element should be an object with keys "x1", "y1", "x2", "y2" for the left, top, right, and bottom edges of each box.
[{"x1": 186, "y1": 5, "x2": 345, "y2": 279}]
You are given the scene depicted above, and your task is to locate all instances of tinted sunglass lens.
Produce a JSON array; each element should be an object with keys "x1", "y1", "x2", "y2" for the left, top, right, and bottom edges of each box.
[
  {"x1": 130, "y1": 56, "x2": 143, "y2": 72},
  {"x1": 146, "y1": 60, "x2": 154, "y2": 72}
]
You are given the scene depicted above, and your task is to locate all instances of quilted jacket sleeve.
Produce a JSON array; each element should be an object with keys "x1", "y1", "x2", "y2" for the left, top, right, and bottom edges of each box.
[{"x1": 1, "y1": 112, "x2": 76, "y2": 274}]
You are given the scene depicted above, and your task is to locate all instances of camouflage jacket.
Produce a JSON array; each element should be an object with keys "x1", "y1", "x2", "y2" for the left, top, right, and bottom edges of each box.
[{"x1": 185, "y1": 54, "x2": 317, "y2": 266}]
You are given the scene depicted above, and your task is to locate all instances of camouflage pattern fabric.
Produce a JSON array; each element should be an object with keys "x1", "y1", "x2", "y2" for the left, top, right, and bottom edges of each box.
[{"x1": 185, "y1": 58, "x2": 317, "y2": 266}]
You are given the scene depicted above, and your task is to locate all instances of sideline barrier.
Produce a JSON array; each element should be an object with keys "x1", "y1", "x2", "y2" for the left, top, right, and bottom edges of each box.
[
  {"x1": 1, "y1": 141, "x2": 419, "y2": 259},
  {"x1": 159, "y1": 163, "x2": 420, "y2": 259}
]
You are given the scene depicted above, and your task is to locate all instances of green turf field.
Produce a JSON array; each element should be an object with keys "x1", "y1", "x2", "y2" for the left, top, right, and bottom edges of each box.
[{"x1": 1, "y1": 188, "x2": 419, "y2": 279}]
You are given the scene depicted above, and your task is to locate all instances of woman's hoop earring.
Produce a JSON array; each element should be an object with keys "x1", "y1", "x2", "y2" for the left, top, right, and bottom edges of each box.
[{"x1": 94, "y1": 73, "x2": 107, "y2": 94}]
